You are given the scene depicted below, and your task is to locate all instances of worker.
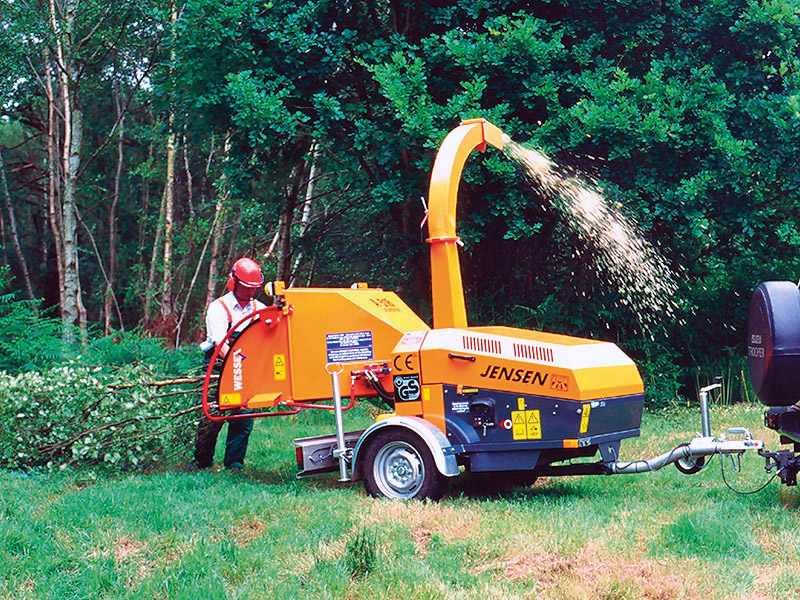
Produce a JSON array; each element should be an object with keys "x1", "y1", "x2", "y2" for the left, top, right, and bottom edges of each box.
[{"x1": 186, "y1": 256, "x2": 267, "y2": 472}]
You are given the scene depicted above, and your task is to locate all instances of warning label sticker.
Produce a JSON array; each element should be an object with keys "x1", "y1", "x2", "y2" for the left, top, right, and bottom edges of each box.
[
  {"x1": 512, "y1": 411, "x2": 526, "y2": 440},
  {"x1": 326, "y1": 331, "x2": 374, "y2": 363},
  {"x1": 220, "y1": 393, "x2": 241, "y2": 407},
  {"x1": 274, "y1": 354, "x2": 286, "y2": 381},
  {"x1": 579, "y1": 403, "x2": 591, "y2": 433},
  {"x1": 526, "y1": 410, "x2": 541, "y2": 439},
  {"x1": 511, "y1": 409, "x2": 542, "y2": 440}
]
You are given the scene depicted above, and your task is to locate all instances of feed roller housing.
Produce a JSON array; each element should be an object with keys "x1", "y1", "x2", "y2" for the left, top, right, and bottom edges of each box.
[{"x1": 216, "y1": 286, "x2": 429, "y2": 409}]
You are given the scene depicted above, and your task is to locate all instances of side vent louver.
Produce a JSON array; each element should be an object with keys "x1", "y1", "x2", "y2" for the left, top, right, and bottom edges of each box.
[
  {"x1": 462, "y1": 336, "x2": 502, "y2": 354},
  {"x1": 512, "y1": 343, "x2": 554, "y2": 363}
]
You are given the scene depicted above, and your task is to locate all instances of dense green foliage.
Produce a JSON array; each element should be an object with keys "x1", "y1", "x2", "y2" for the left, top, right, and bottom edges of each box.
[
  {"x1": 0, "y1": 288, "x2": 65, "y2": 372},
  {"x1": 2, "y1": 1, "x2": 799, "y2": 403}
]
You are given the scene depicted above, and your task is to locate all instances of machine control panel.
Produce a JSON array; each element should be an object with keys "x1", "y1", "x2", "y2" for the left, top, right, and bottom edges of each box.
[
  {"x1": 469, "y1": 398, "x2": 496, "y2": 435},
  {"x1": 443, "y1": 385, "x2": 643, "y2": 447}
]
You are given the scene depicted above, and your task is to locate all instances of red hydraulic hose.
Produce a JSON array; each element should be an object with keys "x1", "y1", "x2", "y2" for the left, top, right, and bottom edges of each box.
[{"x1": 201, "y1": 308, "x2": 301, "y2": 422}]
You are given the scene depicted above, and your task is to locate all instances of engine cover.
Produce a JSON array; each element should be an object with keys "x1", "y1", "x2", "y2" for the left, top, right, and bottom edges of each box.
[
  {"x1": 748, "y1": 281, "x2": 800, "y2": 406},
  {"x1": 416, "y1": 326, "x2": 644, "y2": 401}
]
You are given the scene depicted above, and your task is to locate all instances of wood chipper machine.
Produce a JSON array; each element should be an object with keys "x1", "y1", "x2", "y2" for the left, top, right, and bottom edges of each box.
[{"x1": 202, "y1": 118, "x2": 765, "y2": 500}]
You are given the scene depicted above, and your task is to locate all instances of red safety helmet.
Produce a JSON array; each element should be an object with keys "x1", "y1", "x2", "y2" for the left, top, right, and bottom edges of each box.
[{"x1": 227, "y1": 257, "x2": 264, "y2": 302}]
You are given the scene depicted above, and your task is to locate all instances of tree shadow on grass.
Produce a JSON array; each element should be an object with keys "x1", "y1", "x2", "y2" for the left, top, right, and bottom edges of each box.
[
  {"x1": 228, "y1": 466, "x2": 605, "y2": 502},
  {"x1": 449, "y1": 473, "x2": 597, "y2": 502},
  {"x1": 236, "y1": 466, "x2": 354, "y2": 494}
]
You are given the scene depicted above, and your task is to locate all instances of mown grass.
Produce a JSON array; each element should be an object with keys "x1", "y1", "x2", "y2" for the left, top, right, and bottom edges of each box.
[{"x1": 2, "y1": 403, "x2": 800, "y2": 600}]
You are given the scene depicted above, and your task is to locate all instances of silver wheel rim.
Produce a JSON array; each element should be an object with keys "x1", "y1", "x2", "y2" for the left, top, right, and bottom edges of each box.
[{"x1": 373, "y1": 441, "x2": 425, "y2": 499}]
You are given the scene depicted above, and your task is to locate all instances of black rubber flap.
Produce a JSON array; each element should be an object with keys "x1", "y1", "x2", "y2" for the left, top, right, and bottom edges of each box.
[{"x1": 748, "y1": 281, "x2": 800, "y2": 406}]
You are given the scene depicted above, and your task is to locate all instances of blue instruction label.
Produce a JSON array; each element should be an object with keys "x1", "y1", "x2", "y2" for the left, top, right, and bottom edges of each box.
[{"x1": 326, "y1": 330, "x2": 374, "y2": 363}]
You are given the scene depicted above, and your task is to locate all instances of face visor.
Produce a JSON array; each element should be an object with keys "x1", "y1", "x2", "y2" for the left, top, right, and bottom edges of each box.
[{"x1": 233, "y1": 281, "x2": 260, "y2": 302}]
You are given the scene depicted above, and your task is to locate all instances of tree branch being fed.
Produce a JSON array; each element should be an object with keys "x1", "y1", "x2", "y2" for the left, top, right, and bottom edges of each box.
[
  {"x1": 108, "y1": 375, "x2": 217, "y2": 390},
  {"x1": 36, "y1": 403, "x2": 202, "y2": 457}
]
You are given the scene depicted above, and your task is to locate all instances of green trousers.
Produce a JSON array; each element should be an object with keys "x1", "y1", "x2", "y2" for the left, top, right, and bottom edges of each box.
[
  {"x1": 195, "y1": 342, "x2": 253, "y2": 469},
  {"x1": 193, "y1": 412, "x2": 254, "y2": 469}
]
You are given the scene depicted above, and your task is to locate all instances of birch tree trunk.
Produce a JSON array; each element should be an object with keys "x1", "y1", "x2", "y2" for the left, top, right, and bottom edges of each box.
[
  {"x1": 50, "y1": 0, "x2": 85, "y2": 341},
  {"x1": 0, "y1": 205, "x2": 5, "y2": 271},
  {"x1": 183, "y1": 135, "x2": 194, "y2": 219},
  {"x1": 76, "y1": 260, "x2": 88, "y2": 344},
  {"x1": 205, "y1": 192, "x2": 226, "y2": 305},
  {"x1": 63, "y1": 77, "x2": 85, "y2": 341},
  {"x1": 206, "y1": 134, "x2": 230, "y2": 307},
  {"x1": 0, "y1": 195, "x2": 5, "y2": 270},
  {"x1": 223, "y1": 213, "x2": 241, "y2": 269},
  {"x1": 160, "y1": 2, "x2": 178, "y2": 319},
  {"x1": 144, "y1": 188, "x2": 166, "y2": 323},
  {"x1": 275, "y1": 160, "x2": 308, "y2": 282},
  {"x1": 160, "y1": 121, "x2": 176, "y2": 318},
  {"x1": 106, "y1": 59, "x2": 124, "y2": 334},
  {"x1": 44, "y1": 49, "x2": 66, "y2": 313},
  {"x1": 275, "y1": 203, "x2": 294, "y2": 282},
  {"x1": 289, "y1": 144, "x2": 319, "y2": 287}
]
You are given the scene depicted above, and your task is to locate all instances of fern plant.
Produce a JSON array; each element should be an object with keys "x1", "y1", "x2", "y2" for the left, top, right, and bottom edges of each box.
[{"x1": 0, "y1": 279, "x2": 67, "y2": 372}]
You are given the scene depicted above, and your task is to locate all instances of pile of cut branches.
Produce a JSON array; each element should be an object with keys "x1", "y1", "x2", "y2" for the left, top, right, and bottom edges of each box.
[{"x1": 0, "y1": 363, "x2": 210, "y2": 472}]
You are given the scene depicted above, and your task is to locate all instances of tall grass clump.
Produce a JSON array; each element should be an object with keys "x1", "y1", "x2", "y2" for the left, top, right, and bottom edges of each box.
[{"x1": 345, "y1": 528, "x2": 380, "y2": 579}]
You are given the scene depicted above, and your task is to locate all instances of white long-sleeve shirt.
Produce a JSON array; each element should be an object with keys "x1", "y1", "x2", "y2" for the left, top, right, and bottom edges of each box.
[{"x1": 205, "y1": 291, "x2": 267, "y2": 345}]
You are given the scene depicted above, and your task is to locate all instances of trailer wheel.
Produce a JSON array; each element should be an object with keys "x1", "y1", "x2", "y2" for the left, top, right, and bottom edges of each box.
[
  {"x1": 362, "y1": 429, "x2": 447, "y2": 501},
  {"x1": 675, "y1": 456, "x2": 705, "y2": 474}
]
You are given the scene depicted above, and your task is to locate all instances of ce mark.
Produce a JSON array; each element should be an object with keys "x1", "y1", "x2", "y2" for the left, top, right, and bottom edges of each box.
[{"x1": 393, "y1": 353, "x2": 415, "y2": 372}]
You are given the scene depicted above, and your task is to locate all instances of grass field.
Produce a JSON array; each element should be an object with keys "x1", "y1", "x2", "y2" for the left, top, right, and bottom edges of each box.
[{"x1": 2, "y1": 402, "x2": 800, "y2": 600}]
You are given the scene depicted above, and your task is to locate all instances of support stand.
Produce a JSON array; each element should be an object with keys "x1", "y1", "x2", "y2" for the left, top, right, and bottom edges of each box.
[{"x1": 327, "y1": 363, "x2": 351, "y2": 482}]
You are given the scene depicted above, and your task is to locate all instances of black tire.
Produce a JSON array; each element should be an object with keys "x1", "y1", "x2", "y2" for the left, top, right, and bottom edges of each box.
[
  {"x1": 675, "y1": 456, "x2": 706, "y2": 474},
  {"x1": 361, "y1": 429, "x2": 448, "y2": 501}
]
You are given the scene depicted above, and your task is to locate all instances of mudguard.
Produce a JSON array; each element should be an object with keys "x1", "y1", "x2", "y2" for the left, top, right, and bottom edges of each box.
[{"x1": 351, "y1": 416, "x2": 460, "y2": 480}]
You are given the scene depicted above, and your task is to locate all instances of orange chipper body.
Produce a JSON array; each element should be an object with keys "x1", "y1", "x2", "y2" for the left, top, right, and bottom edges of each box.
[{"x1": 204, "y1": 118, "x2": 644, "y2": 491}]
